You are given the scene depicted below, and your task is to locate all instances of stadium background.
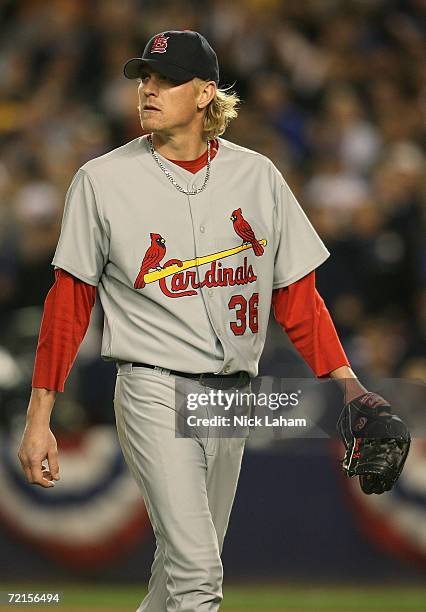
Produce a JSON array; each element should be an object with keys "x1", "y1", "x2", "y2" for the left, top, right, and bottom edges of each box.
[{"x1": 0, "y1": 0, "x2": 424, "y2": 610}]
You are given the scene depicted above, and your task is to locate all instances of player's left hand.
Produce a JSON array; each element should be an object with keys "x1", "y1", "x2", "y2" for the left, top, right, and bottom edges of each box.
[{"x1": 337, "y1": 392, "x2": 410, "y2": 495}]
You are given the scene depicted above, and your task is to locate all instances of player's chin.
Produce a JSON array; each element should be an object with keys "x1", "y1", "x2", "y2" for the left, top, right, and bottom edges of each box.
[{"x1": 141, "y1": 114, "x2": 162, "y2": 131}]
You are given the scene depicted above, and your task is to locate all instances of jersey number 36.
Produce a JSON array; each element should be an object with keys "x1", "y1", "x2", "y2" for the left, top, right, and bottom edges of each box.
[{"x1": 228, "y1": 293, "x2": 259, "y2": 336}]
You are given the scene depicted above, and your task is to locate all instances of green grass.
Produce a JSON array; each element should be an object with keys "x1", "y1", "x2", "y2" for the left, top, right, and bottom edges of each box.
[
  {"x1": 221, "y1": 586, "x2": 426, "y2": 610},
  {"x1": 0, "y1": 584, "x2": 425, "y2": 611}
]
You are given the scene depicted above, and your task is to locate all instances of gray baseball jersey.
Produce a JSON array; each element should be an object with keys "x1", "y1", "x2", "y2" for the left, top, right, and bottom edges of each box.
[{"x1": 52, "y1": 135, "x2": 329, "y2": 376}]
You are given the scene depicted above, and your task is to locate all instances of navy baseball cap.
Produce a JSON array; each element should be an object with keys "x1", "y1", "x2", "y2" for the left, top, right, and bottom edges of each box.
[{"x1": 123, "y1": 30, "x2": 219, "y2": 84}]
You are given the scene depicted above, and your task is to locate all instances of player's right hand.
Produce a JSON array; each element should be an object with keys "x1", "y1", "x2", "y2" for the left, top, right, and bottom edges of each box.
[{"x1": 18, "y1": 425, "x2": 60, "y2": 488}]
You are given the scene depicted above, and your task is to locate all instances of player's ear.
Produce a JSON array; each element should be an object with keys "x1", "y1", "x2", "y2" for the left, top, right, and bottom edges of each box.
[{"x1": 195, "y1": 79, "x2": 216, "y2": 110}]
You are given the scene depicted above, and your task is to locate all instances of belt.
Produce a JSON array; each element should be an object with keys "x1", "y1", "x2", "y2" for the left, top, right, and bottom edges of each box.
[{"x1": 130, "y1": 362, "x2": 251, "y2": 389}]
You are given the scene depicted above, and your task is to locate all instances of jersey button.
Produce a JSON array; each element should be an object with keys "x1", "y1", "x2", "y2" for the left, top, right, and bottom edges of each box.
[
  {"x1": 200, "y1": 225, "x2": 205, "y2": 233},
  {"x1": 208, "y1": 289, "x2": 214, "y2": 297}
]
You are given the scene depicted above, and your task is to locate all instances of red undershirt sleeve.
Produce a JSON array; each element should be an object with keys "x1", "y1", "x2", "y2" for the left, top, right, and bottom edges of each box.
[
  {"x1": 32, "y1": 268, "x2": 96, "y2": 392},
  {"x1": 271, "y1": 271, "x2": 350, "y2": 377}
]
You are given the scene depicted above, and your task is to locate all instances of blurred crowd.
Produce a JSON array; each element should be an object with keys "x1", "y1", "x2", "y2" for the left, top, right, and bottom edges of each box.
[{"x1": 0, "y1": 0, "x2": 424, "y2": 422}]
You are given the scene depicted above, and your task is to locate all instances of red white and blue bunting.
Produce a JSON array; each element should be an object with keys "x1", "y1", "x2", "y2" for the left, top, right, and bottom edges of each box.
[{"x1": 0, "y1": 426, "x2": 151, "y2": 567}]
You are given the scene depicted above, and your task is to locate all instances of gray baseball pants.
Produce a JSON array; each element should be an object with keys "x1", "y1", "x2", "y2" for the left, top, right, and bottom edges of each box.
[{"x1": 113, "y1": 363, "x2": 247, "y2": 612}]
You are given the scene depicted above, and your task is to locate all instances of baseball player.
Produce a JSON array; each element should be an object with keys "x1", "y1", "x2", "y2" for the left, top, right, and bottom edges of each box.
[{"x1": 18, "y1": 30, "x2": 409, "y2": 611}]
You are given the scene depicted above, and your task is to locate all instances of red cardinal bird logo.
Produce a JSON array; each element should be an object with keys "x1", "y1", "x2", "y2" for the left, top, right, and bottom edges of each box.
[
  {"x1": 230, "y1": 208, "x2": 264, "y2": 257},
  {"x1": 134, "y1": 233, "x2": 166, "y2": 289}
]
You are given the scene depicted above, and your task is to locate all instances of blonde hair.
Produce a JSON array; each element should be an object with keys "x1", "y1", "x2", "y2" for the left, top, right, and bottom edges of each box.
[{"x1": 195, "y1": 79, "x2": 240, "y2": 140}]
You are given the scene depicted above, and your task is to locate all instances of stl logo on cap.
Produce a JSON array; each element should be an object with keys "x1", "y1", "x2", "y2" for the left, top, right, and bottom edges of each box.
[{"x1": 151, "y1": 34, "x2": 169, "y2": 54}]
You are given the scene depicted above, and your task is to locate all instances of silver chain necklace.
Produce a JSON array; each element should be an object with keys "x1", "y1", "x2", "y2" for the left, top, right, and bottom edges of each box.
[{"x1": 147, "y1": 134, "x2": 211, "y2": 196}]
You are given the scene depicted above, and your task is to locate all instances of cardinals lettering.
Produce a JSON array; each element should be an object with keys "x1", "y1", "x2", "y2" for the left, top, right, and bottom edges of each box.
[{"x1": 159, "y1": 257, "x2": 257, "y2": 298}]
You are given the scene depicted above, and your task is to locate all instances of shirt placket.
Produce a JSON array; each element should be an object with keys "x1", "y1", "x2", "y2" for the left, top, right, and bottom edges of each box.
[{"x1": 186, "y1": 179, "x2": 232, "y2": 374}]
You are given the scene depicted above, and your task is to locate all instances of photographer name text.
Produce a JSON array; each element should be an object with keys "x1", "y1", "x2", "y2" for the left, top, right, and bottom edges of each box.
[{"x1": 186, "y1": 415, "x2": 307, "y2": 428}]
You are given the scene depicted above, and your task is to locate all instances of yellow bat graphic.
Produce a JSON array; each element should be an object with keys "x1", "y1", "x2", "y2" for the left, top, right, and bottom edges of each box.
[{"x1": 143, "y1": 239, "x2": 267, "y2": 285}]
